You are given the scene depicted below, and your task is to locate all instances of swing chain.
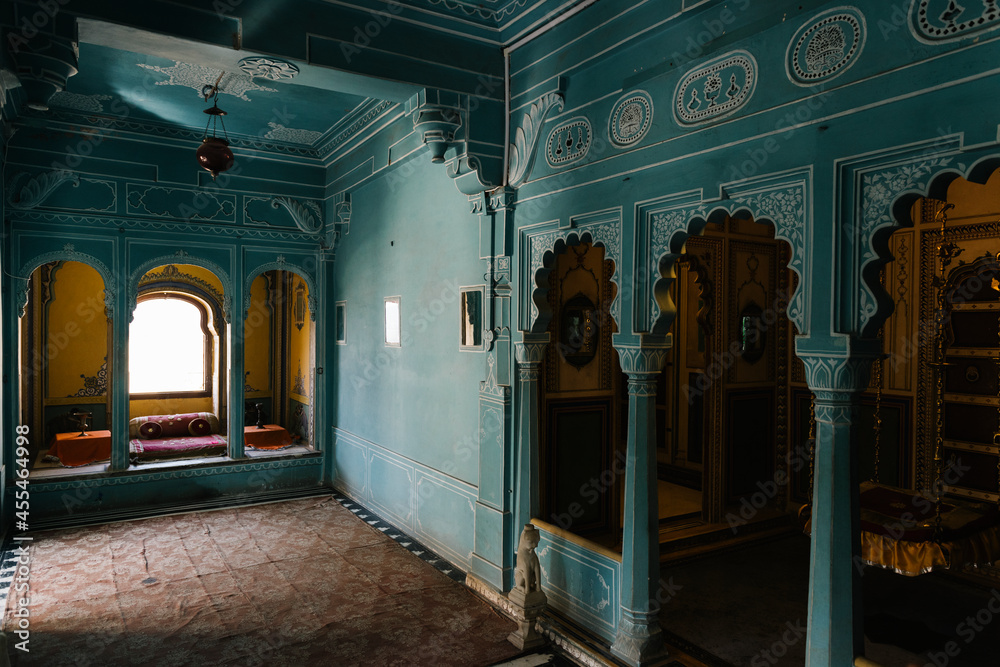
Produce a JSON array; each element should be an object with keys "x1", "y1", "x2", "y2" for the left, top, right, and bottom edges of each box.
[
  {"x1": 873, "y1": 266, "x2": 885, "y2": 485},
  {"x1": 995, "y1": 259, "x2": 1000, "y2": 506},
  {"x1": 873, "y1": 353, "x2": 883, "y2": 485},
  {"x1": 808, "y1": 393, "x2": 816, "y2": 500}
]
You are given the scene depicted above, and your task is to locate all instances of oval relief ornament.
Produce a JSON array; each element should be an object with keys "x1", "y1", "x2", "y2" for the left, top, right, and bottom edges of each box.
[
  {"x1": 673, "y1": 51, "x2": 756, "y2": 127},
  {"x1": 546, "y1": 117, "x2": 593, "y2": 167},
  {"x1": 786, "y1": 7, "x2": 866, "y2": 86},
  {"x1": 608, "y1": 91, "x2": 653, "y2": 147},
  {"x1": 910, "y1": 0, "x2": 1000, "y2": 43}
]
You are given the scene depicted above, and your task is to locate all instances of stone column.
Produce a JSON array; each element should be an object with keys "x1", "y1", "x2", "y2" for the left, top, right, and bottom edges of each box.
[
  {"x1": 514, "y1": 334, "x2": 548, "y2": 532},
  {"x1": 611, "y1": 341, "x2": 670, "y2": 666},
  {"x1": 110, "y1": 247, "x2": 129, "y2": 472},
  {"x1": 228, "y1": 252, "x2": 245, "y2": 460},
  {"x1": 800, "y1": 353, "x2": 869, "y2": 667}
]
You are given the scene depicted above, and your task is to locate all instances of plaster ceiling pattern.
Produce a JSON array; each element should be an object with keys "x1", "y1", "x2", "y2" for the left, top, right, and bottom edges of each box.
[
  {"x1": 46, "y1": 43, "x2": 376, "y2": 149},
  {"x1": 48, "y1": 91, "x2": 112, "y2": 113},
  {"x1": 365, "y1": 0, "x2": 591, "y2": 30},
  {"x1": 136, "y1": 61, "x2": 279, "y2": 102}
]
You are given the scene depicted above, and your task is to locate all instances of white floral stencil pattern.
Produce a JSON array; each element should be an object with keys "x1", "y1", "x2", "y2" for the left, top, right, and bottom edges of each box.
[{"x1": 137, "y1": 61, "x2": 277, "y2": 101}]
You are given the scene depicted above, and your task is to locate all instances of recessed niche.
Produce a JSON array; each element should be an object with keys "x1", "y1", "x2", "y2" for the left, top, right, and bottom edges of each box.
[
  {"x1": 335, "y1": 301, "x2": 347, "y2": 345},
  {"x1": 460, "y1": 287, "x2": 485, "y2": 351}
]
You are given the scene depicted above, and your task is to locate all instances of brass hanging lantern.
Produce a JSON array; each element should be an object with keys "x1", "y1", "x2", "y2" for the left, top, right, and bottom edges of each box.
[{"x1": 196, "y1": 73, "x2": 234, "y2": 180}]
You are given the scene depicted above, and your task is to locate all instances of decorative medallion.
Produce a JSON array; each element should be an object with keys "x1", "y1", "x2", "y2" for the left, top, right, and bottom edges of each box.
[
  {"x1": 910, "y1": 0, "x2": 1000, "y2": 43},
  {"x1": 674, "y1": 51, "x2": 757, "y2": 127},
  {"x1": 137, "y1": 62, "x2": 277, "y2": 102},
  {"x1": 546, "y1": 117, "x2": 592, "y2": 166},
  {"x1": 608, "y1": 91, "x2": 653, "y2": 147},
  {"x1": 787, "y1": 7, "x2": 866, "y2": 86},
  {"x1": 237, "y1": 56, "x2": 299, "y2": 81}
]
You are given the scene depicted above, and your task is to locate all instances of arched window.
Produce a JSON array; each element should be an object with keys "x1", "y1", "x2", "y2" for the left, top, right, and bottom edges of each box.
[{"x1": 129, "y1": 293, "x2": 214, "y2": 397}]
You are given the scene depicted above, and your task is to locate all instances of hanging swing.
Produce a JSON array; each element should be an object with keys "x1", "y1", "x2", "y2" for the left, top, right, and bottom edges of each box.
[{"x1": 800, "y1": 204, "x2": 1000, "y2": 576}]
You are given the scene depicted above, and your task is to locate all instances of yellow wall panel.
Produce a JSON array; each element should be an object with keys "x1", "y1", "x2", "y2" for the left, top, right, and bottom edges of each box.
[
  {"x1": 45, "y1": 261, "x2": 109, "y2": 398},
  {"x1": 244, "y1": 274, "x2": 272, "y2": 393},
  {"x1": 129, "y1": 397, "x2": 215, "y2": 420}
]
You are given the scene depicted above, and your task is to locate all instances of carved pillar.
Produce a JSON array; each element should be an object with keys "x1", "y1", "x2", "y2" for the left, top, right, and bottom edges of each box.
[
  {"x1": 111, "y1": 249, "x2": 130, "y2": 472},
  {"x1": 514, "y1": 334, "x2": 548, "y2": 533},
  {"x1": 228, "y1": 251, "x2": 245, "y2": 459},
  {"x1": 799, "y1": 351, "x2": 870, "y2": 667},
  {"x1": 469, "y1": 189, "x2": 517, "y2": 589},
  {"x1": 611, "y1": 340, "x2": 671, "y2": 666}
]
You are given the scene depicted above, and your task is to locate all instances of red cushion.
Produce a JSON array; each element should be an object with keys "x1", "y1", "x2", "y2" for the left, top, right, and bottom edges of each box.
[
  {"x1": 138, "y1": 421, "x2": 162, "y2": 439},
  {"x1": 188, "y1": 418, "x2": 212, "y2": 436}
]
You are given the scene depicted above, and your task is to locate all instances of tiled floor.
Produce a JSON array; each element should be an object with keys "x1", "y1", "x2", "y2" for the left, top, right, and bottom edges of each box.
[{"x1": 1, "y1": 494, "x2": 520, "y2": 666}]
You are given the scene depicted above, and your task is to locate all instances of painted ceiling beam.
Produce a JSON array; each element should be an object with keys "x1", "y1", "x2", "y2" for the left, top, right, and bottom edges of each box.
[{"x1": 19, "y1": 0, "x2": 506, "y2": 101}]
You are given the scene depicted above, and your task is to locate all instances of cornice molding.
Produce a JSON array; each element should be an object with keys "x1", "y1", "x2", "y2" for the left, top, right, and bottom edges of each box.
[
  {"x1": 10, "y1": 210, "x2": 324, "y2": 244},
  {"x1": 21, "y1": 109, "x2": 323, "y2": 158}
]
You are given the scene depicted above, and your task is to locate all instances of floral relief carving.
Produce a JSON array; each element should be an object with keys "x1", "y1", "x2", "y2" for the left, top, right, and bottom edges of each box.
[
  {"x1": 526, "y1": 219, "x2": 622, "y2": 331},
  {"x1": 858, "y1": 157, "x2": 956, "y2": 328},
  {"x1": 508, "y1": 93, "x2": 564, "y2": 188}
]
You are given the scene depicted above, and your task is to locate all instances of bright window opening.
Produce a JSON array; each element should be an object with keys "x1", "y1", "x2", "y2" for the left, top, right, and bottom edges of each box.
[
  {"x1": 129, "y1": 296, "x2": 209, "y2": 394},
  {"x1": 385, "y1": 296, "x2": 401, "y2": 346}
]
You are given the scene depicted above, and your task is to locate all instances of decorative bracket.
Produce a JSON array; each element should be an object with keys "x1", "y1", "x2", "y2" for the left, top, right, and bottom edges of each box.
[
  {"x1": 412, "y1": 96, "x2": 462, "y2": 163},
  {"x1": 319, "y1": 191, "x2": 351, "y2": 259},
  {"x1": 507, "y1": 92, "x2": 564, "y2": 189},
  {"x1": 7, "y1": 170, "x2": 79, "y2": 209},
  {"x1": 270, "y1": 196, "x2": 322, "y2": 234}
]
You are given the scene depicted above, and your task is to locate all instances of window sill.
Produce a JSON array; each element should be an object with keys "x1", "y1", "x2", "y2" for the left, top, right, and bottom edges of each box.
[{"x1": 28, "y1": 447, "x2": 321, "y2": 481}]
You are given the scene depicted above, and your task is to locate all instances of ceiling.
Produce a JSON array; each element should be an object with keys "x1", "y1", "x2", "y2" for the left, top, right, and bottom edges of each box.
[{"x1": 50, "y1": 42, "x2": 374, "y2": 149}]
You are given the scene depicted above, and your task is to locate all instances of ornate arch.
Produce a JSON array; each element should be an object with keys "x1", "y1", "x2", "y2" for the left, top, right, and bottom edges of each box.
[
  {"x1": 856, "y1": 150, "x2": 1000, "y2": 337},
  {"x1": 16, "y1": 250, "x2": 115, "y2": 319},
  {"x1": 243, "y1": 260, "x2": 318, "y2": 321},
  {"x1": 643, "y1": 174, "x2": 810, "y2": 336},
  {"x1": 520, "y1": 214, "x2": 622, "y2": 334},
  {"x1": 128, "y1": 254, "x2": 231, "y2": 323}
]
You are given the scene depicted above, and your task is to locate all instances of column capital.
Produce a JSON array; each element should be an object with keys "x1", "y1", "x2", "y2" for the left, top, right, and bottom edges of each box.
[
  {"x1": 515, "y1": 333, "x2": 550, "y2": 365},
  {"x1": 614, "y1": 337, "x2": 671, "y2": 376},
  {"x1": 470, "y1": 186, "x2": 516, "y2": 216},
  {"x1": 798, "y1": 352, "x2": 875, "y2": 395}
]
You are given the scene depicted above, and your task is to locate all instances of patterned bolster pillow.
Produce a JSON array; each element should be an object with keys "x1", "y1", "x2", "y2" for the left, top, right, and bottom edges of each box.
[
  {"x1": 130, "y1": 412, "x2": 219, "y2": 439},
  {"x1": 188, "y1": 418, "x2": 212, "y2": 436}
]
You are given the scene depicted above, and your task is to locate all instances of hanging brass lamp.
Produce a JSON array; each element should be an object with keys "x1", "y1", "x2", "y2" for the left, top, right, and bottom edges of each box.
[{"x1": 196, "y1": 73, "x2": 235, "y2": 180}]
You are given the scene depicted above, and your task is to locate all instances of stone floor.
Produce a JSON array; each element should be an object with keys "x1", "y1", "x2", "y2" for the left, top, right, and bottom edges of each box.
[{"x1": 659, "y1": 532, "x2": 1000, "y2": 666}]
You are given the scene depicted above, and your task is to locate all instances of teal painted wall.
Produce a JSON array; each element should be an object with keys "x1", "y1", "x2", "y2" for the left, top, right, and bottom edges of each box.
[{"x1": 333, "y1": 159, "x2": 484, "y2": 485}]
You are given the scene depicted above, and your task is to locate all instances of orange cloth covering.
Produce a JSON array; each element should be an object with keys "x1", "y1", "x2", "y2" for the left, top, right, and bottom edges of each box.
[
  {"x1": 244, "y1": 424, "x2": 293, "y2": 450},
  {"x1": 49, "y1": 430, "x2": 112, "y2": 467},
  {"x1": 858, "y1": 481, "x2": 1000, "y2": 576}
]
